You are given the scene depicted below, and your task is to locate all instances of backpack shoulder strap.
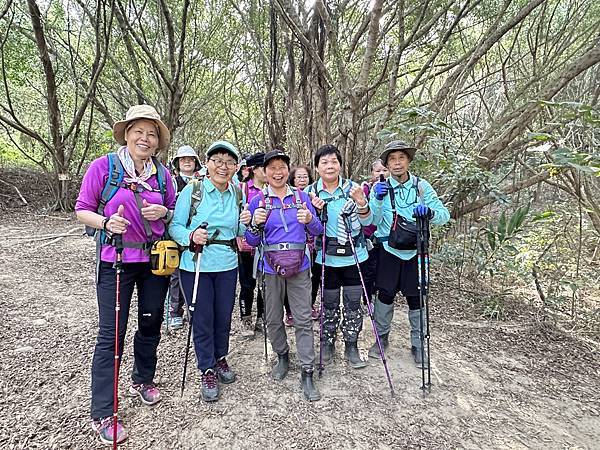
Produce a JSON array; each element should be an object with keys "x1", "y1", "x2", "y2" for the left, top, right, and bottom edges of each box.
[
  {"x1": 413, "y1": 176, "x2": 424, "y2": 205},
  {"x1": 97, "y1": 153, "x2": 124, "y2": 216},
  {"x1": 341, "y1": 178, "x2": 352, "y2": 197},
  {"x1": 152, "y1": 156, "x2": 167, "y2": 203},
  {"x1": 233, "y1": 183, "x2": 244, "y2": 212},
  {"x1": 292, "y1": 186, "x2": 303, "y2": 206},
  {"x1": 187, "y1": 179, "x2": 204, "y2": 227}
]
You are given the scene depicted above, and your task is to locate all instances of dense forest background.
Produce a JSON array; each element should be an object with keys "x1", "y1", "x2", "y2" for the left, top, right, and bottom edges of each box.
[{"x1": 0, "y1": 0, "x2": 599, "y2": 333}]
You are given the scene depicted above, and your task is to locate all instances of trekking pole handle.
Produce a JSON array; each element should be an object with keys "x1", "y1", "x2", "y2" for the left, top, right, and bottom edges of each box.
[
  {"x1": 194, "y1": 222, "x2": 209, "y2": 253},
  {"x1": 320, "y1": 203, "x2": 328, "y2": 224}
]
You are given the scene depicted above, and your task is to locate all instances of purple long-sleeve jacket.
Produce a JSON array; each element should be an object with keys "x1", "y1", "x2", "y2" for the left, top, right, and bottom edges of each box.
[{"x1": 245, "y1": 186, "x2": 323, "y2": 275}]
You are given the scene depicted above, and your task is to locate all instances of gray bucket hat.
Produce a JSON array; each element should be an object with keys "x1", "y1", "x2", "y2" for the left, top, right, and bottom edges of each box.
[
  {"x1": 171, "y1": 145, "x2": 202, "y2": 171},
  {"x1": 380, "y1": 140, "x2": 417, "y2": 165}
]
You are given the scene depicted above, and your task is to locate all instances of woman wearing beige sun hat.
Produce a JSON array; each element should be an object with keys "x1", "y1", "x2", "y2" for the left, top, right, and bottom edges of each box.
[{"x1": 75, "y1": 104, "x2": 176, "y2": 446}]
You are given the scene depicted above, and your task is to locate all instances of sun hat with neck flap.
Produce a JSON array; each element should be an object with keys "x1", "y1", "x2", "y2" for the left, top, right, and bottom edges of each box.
[
  {"x1": 379, "y1": 140, "x2": 417, "y2": 165},
  {"x1": 112, "y1": 104, "x2": 171, "y2": 152}
]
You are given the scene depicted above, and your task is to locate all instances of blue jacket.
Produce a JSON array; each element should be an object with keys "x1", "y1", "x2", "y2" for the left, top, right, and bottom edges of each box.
[
  {"x1": 369, "y1": 173, "x2": 449, "y2": 260},
  {"x1": 169, "y1": 178, "x2": 246, "y2": 272},
  {"x1": 306, "y1": 177, "x2": 371, "y2": 267}
]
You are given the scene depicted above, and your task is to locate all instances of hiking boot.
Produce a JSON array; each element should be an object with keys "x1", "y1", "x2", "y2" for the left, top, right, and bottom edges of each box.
[
  {"x1": 321, "y1": 342, "x2": 335, "y2": 363},
  {"x1": 271, "y1": 352, "x2": 289, "y2": 381},
  {"x1": 201, "y1": 369, "x2": 219, "y2": 402},
  {"x1": 344, "y1": 341, "x2": 367, "y2": 369},
  {"x1": 408, "y1": 308, "x2": 429, "y2": 369},
  {"x1": 311, "y1": 305, "x2": 320, "y2": 321},
  {"x1": 368, "y1": 333, "x2": 389, "y2": 359},
  {"x1": 411, "y1": 345, "x2": 429, "y2": 369},
  {"x1": 284, "y1": 313, "x2": 294, "y2": 327},
  {"x1": 255, "y1": 316, "x2": 265, "y2": 333},
  {"x1": 300, "y1": 366, "x2": 321, "y2": 402},
  {"x1": 128, "y1": 382, "x2": 161, "y2": 406},
  {"x1": 215, "y1": 357, "x2": 236, "y2": 384},
  {"x1": 91, "y1": 417, "x2": 128, "y2": 445},
  {"x1": 241, "y1": 316, "x2": 255, "y2": 339}
]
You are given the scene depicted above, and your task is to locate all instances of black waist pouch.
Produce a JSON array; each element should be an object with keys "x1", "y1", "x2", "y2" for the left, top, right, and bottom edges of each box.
[{"x1": 388, "y1": 215, "x2": 418, "y2": 250}]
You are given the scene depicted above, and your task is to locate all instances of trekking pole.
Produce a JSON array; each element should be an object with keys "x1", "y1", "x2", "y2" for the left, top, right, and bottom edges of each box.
[
  {"x1": 111, "y1": 234, "x2": 124, "y2": 450},
  {"x1": 164, "y1": 290, "x2": 171, "y2": 334},
  {"x1": 259, "y1": 227, "x2": 268, "y2": 362},
  {"x1": 342, "y1": 214, "x2": 395, "y2": 397},
  {"x1": 181, "y1": 222, "x2": 208, "y2": 396},
  {"x1": 318, "y1": 204, "x2": 327, "y2": 378},
  {"x1": 416, "y1": 214, "x2": 432, "y2": 391}
]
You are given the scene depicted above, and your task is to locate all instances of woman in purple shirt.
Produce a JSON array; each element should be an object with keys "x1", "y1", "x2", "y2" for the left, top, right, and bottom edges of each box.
[
  {"x1": 75, "y1": 105, "x2": 176, "y2": 446},
  {"x1": 245, "y1": 150, "x2": 323, "y2": 401}
]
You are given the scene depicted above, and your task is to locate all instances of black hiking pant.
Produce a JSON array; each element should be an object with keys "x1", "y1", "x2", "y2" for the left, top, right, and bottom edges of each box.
[
  {"x1": 375, "y1": 248, "x2": 420, "y2": 310},
  {"x1": 238, "y1": 251, "x2": 263, "y2": 319},
  {"x1": 91, "y1": 262, "x2": 168, "y2": 419}
]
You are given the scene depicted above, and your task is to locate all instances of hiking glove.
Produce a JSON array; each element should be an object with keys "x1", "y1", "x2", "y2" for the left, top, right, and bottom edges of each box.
[
  {"x1": 373, "y1": 182, "x2": 389, "y2": 200},
  {"x1": 413, "y1": 204, "x2": 434, "y2": 219}
]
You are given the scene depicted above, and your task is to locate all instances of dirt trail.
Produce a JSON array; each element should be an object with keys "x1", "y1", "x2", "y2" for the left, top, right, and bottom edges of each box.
[{"x1": 0, "y1": 211, "x2": 598, "y2": 449}]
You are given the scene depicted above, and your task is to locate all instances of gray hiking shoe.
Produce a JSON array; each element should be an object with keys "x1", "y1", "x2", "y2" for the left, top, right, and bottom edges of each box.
[
  {"x1": 201, "y1": 369, "x2": 219, "y2": 402},
  {"x1": 215, "y1": 357, "x2": 236, "y2": 384}
]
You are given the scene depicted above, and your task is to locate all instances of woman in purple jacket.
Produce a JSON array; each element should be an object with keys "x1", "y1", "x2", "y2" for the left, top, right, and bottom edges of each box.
[
  {"x1": 75, "y1": 105, "x2": 176, "y2": 445},
  {"x1": 245, "y1": 150, "x2": 323, "y2": 401}
]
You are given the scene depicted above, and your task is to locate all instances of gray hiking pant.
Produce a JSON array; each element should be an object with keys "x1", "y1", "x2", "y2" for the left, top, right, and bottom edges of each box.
[{"x1": 264, "y1": 269, "x2": 315, "y2": 367}]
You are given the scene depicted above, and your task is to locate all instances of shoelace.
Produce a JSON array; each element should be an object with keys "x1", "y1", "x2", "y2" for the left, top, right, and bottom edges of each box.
[
  {"x1": 216, "y1": 359, "x2": 230, "y2": 373},
  {"x1": 203, "y1": 371, "x2": 217, "y2": 388},
  {"x1": 99, "y1": 417, "x2": 121, "y2": 432}
]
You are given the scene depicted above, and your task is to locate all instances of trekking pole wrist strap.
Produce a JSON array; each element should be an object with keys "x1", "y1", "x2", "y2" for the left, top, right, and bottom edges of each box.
[{"x1": 102, "y1": 216, "x2": 110, "y2": 231}]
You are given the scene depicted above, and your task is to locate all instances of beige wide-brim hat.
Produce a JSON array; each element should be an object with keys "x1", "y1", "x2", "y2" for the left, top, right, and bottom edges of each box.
[{"x1": 112, "y1": 105, "x2": 171, "y2": 151}]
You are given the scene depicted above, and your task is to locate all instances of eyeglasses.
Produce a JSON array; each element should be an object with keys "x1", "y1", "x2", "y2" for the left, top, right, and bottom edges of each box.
[
  {"x1": 209, "y1": 158, "x2": 237, "y2": 169},
  {"x1": 294, "y1": 175, "x2": 309, "y2": 180}
]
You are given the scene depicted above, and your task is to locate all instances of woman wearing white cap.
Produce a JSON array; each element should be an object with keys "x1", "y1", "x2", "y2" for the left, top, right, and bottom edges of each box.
[{"x1": 165, "y1": 145, "x2": 203, "y2": 329}]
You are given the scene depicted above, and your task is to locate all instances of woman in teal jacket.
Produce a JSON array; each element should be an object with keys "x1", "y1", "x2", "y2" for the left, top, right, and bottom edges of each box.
[{"x1": 169, "y1": 141, "x2": 251, "y2": 402}]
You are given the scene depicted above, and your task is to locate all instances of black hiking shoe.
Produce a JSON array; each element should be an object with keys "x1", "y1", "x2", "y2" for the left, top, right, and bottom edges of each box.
[
  {"x1": 368, "y1": 333, "x2": 389, "y2": 359},
  {"x1": 200, "y1": 369, "x2": 219, "y2": 402},
  {"x1": 411, "y1": 346, "x2": 429, "y2": 369},
  {"x1": 215, "y1": 357, "x2": 236, "y2": 384},
  {"x1": 271, "y1": 352, "x2": 289, "y2": 381},
  {"x1": 300, "y1": 366, "x2": 321, "y2": 402},
  {"x1": 344, "y1": 341, "x2": 367, "y2": 369},
  {"x1": 322, "y1": 343, "x2": 335, "y2": 363}
]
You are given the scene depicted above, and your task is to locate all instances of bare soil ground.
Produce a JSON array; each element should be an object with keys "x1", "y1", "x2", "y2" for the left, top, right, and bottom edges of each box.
[{"x1": 0, "y1": 175, "x2": 598, "y2": 449}]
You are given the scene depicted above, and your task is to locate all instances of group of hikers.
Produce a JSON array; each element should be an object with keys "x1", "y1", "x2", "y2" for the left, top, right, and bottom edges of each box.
[{"x1": 76, "y1": 105, "x2": 450, "y2": 446}]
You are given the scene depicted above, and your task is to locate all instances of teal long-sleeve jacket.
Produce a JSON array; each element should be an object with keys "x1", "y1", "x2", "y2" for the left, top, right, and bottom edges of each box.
[
  {"x1": 369, "y1": 173, "x2": 449, "y2": 260},
  {"x1": 169, "y1": 177, "x2": 246, "y2": 272}
]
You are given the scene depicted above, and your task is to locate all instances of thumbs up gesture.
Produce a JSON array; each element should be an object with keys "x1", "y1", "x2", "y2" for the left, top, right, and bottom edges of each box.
[
  {"x1": 141, "y1": 197, "x2": 168, "y2": 221},
  {"x1": 107, "y1": 204, "x2": 131, "y2": 234},
  {"x1": 309, "y1": 191, "x2": 325, "y2": 210},
  {"x1": 297, "y1": 201, "x2": 313, "y2": 224},
  {"x1": 253, "y1": 206, "x2": 268, "y2": 226},
  {"x1": 239, "y1": 203, "x2": 252, "y2": 225}
]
